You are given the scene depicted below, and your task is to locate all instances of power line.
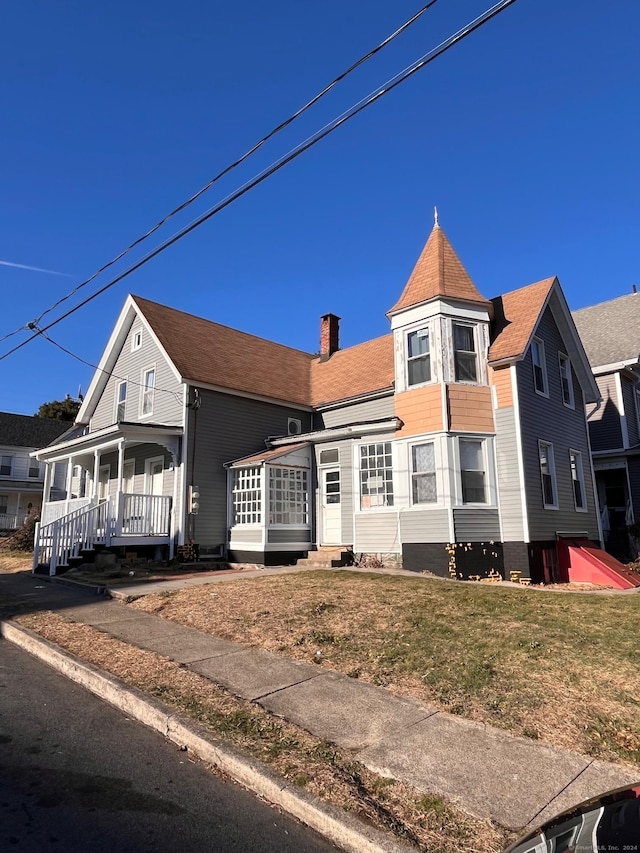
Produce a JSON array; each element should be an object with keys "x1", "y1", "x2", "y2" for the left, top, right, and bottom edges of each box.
[
  {"x1": 37, "y1": 328, "x2": 184, "y2": 404},
  {"x1": 0, "y1": 0, "x2": 519, "y2": 365},
  {"x1": 0, "y1": 1, "x2": 440, "y2": 348}
]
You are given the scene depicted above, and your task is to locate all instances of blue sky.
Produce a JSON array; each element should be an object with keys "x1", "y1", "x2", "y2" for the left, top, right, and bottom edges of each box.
[{"x1": 1, "y1": 0, "x2": 638, "y2": 416}]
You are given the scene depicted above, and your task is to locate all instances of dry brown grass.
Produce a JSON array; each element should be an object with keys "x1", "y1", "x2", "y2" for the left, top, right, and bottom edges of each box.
[
  {"x1": 0, "y1": 551, "x2": 32, "y2": 573},
  {"x1": 14, "y1": 610, "x2": 511, "y2": 853},
  {"x1": 131, "y1": 570, "x2": 640, "y2": 767}
]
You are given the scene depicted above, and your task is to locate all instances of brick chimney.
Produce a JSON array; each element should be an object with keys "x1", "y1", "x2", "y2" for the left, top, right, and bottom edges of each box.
[{"x1": 320, "y1": 313, "x2": 340, "y2": 360}]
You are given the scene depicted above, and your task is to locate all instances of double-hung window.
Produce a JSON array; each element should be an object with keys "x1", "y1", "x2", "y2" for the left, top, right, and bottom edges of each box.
[
  {"x1": 407, "y1": 328, "x2": 431, "y2": 386},
  {"x1": 459, "y1": 439, "x2": 486, "y2": 503},
  {"x1": 539, "y1": 441, "x2": 558, "y2": 508},
  {"x1": 569, "y1": 450, "x2": 586, "y2": 510},
  {"x1": 411, "y1": 443, "x2": 437, "y2": 504},
  {"x1": 558, "y1": 354, "x2": 574, "y2": 407},
  {"x1": 453, "y1": 323, "x2": 477, "y2": 383},
  {"x1": 359, "y1": 442, "x2": 394, "y2": 509},
  {"x1": 28, "y1": 458, "x2": 41, "y2": 478},
  {"x1": 532, "y1": 338, "x2": 547, "y2": 395},
  {"x1": 116, "y1": 380, "x2": 127, "y2": 421},
  {"x1": 141, "y1": 368, "x2": 155, "y2": 416},
  {"x1": 0, "y1": 456, "x2": 12, "y2": 476}
]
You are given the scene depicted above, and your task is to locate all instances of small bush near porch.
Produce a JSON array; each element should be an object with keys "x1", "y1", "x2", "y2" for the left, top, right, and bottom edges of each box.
[{"x1": 132, "y1": 571, "x2": 640, "y2": 769}]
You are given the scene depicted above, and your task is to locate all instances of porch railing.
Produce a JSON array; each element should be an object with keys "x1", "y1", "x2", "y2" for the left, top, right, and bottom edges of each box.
[
  {"x1": 41, "y1": 497, "x2": 92, "y2": 525},
  {"x1": 121, "y1": 494, "x2": 172, "y2": 536},
  {"x1": 34, "y1": 501, "x2": 109, "y2": 575},
  {"x1": 0, "y1": 513, "x2": 20, "y2": 530}
]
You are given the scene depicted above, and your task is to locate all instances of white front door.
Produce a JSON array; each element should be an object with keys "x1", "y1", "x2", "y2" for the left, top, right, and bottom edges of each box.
[
  {"x1": 145, "y1": 457, "x2": 164, "y2": 496},
  {"x1": 98, "y1": 465, "x2": 110, "y2": 502},
  {"x1": 321, "y1": 468, "x2": 341, "y2": 545}
]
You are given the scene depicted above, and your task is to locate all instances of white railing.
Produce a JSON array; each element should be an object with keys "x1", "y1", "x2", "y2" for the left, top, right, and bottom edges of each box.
[
  {"x1": 0, "y1": 513, "x2": 19, "y2": 529},
  {"x1": 34, "y1": 501, "x2": 109, "y2": 576},
  {"x1": 121, "y1": 494, "x2": 171, "y2": 536},
  {"x1": 41, "y1": 497, "x2": 92, "y2": 525}
]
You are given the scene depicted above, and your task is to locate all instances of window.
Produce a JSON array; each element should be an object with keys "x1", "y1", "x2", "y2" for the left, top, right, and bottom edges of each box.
[
  {"x1": 116, "y1": 380, "x2": 127, "y2": 421},
  {"x1": 232, "y1": 467, "x2": 262, "y2": 524},
  {"x1": 531, "y1": 338, "x2": 547, "y2": 395},
  {"x1": 320, "y1": 448, "x2": 339, "y2": 465},
  {"x1": 269, "y1": 467, "x2": 308, "y2": 525},
  {"x1": 539, "y1": 441, "x2": 558, "y2": 508},
  {"x1": 359, "y1": 442, "x2": 394, "y2": 509},
  {"x1": 411, "y1": 443, "x2": 437, "y2": 504},
  {"x1": 407, "y1": 328, "x2": 431, "y2": 386},
  {"x1": 453, "y1": 323, "x2": 477, "y2": 383},
  {"x1": 141, "y1": 368, "x2": 155, "y2": 416},
  {"x1": 0, "y1": 456, "x2": 12, "y2": 476},
  {"x1": 459, "y1": 439, "x2": 486, "y2": 503},
  {"x1": 131, "y1": 329, "x2": 142, "y2": 351},
  {"x1": 0, "y1": 495, "x2": 8, "y2": 515},
  {"x1": 28, "y1": 458, "x2": 41, "y2": 478},
  {"x1": 558, "y1": 354, "x2": 574, "y2": 407},
  {"x1": 569, "y1": 450, "x2": 586, "y2": 510}
]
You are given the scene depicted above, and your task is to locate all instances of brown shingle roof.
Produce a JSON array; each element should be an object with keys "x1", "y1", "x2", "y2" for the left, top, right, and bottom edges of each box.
[
  {"x1": 489, "y1": 277, "x2": 556, "y2": 363},
  {"x1": 310, "y1": 334, "x2": 394, "y2": 406},
  {"x1": 133, "y1": 296, "x2": 314, "y2": 406},
  {"x1": 388, "y1": 225, "x2": 492, "y2": 315}
]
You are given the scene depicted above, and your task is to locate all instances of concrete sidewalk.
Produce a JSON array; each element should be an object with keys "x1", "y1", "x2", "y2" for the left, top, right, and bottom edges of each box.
[{"x1": 1, "y1": 568, "x2": 638, "y2": 835}]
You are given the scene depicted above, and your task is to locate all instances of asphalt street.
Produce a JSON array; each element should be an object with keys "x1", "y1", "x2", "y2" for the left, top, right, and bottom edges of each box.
[{"x1": 0, "y1": 639, "x2": 340, "y2": 853}]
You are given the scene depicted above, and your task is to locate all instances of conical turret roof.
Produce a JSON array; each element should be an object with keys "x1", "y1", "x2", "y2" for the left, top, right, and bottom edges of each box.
[{"x1": 388, "y1": 222, "x2": 492, "y2": 315}]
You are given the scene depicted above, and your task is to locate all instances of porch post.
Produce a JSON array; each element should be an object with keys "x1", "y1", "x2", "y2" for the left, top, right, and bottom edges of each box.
[
  {"x1": 115, "y1": 439, "x2": 125, "y2": 536},
  {"x1": 65, "y1": 457, "x2": 74, "y2": 512},
  {"x1": 42, "y1": 462, "x2": 52, "y2": 507},
  {"x1": 92, "y1": 450, "x2": 100, "y2": 500},
  {"x1": 15, "y1": 492, "x2": 22, "y2": 526}
]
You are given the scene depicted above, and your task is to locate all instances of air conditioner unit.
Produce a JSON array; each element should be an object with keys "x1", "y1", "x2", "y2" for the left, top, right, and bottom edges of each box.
[{"x1": 288, "y1": 417, "x2": 302, "y2": 436}]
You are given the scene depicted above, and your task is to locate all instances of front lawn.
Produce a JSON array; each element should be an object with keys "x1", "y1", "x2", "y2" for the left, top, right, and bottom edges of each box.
[{"x1": 132, "y1": 570, "x2": 640, "y2": 767}]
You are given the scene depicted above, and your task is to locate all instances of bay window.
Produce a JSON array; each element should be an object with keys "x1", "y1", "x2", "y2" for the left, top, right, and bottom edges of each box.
[
  {"x1": 407, "y1": 327, "x2": 431, "y2": 386},
  {"x1": 411, "y1": 443, "x2": 437, "y2": 504},
  {"x1": 453, "y1": 323, "x2": 477, "y2": 383}
]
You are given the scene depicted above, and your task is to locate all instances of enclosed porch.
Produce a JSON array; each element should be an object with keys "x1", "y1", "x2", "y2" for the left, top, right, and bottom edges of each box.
[
  {"x1": 225, "y1": 443, "x2": 312, "y2": 564},
  {"x1": 33, "y1": 423, "x2": 182, "y2": 574}
]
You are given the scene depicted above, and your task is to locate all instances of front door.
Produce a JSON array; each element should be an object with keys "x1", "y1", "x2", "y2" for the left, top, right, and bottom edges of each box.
[
  {"x1": 145, "y1": 457, "x2": 164, "y2": 496},
  {"x1": 98, "y1": 465, "x2": 110, "y2": 502},
  {"x1": 321, "y1": 468, "x2": 341, "y2": 545}
]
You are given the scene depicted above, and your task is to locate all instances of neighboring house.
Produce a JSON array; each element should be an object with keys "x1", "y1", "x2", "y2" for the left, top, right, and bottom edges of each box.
[
  {"x1": 33, "y1": 218, "x2": 604, "y2": 582},
  {"x1": 0, "y1": 411, "x2": 70, "y2": 532},
  {"x1": 573, "y1": 292, "x2": 640, "y2": 559}
]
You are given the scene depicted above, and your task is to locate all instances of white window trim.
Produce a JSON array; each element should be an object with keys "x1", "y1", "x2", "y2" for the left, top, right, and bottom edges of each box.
[
  {"x1": 408, "y1": 439, "x2": 440, "y2": 506},
  {"x1": 139, "y1": 364, "x2": 156, "y2": 419},
  {"x1": 355, "y1": 441, "x2": 395, "y2": 512},
  {"x1": 538, "y1": 440, "x2": 558, "y2": 510},
  {"x1": 457, "y1": 436, "x2": 489, "y2": 506},
  {"x1": 569, "y1": 448, "x2": 587, "y2": 513},
  {"x1": 405, "y1": 323, "x2": 434, "y2": 389},
  {"x1": 558, "y1": 353, "x2": 574, "y2": 409},
  {"x1": 131, "y1": 329, "x2": 143, "y2": 352},
  {"x1": 532, "y1": 337, "x2": 548, "y2": 397},
  {"x1": 451, "y1": 320, "x2": 480, "y2": 386},
  {"x1": 0, "y1": 454, "x2": 13, "y2": 477},
  {"x1": 318, "y1": 446, "x2": 341, "y2": 467},
  {"x1": 115, "y1": 377, "x2": 128, "y2": 422}
]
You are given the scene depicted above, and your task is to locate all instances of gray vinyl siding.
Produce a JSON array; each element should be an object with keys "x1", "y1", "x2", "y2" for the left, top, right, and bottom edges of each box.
[
  {"x1": 494, "y1": 407, "x2": 525, "y2": 541},
  {"x1": 189, "y1": 389, "x2": 312, "y2": 550},
  {"x1": 516, "y1": 306, "x2": 599, "y2": 540},
  {"x1": 230, "y1": 528, "x2": 261, "y2": 544},
  {"x1": 314, "y1": 438, "x2": 355, "y2": 545},
  {"x1": 268, "y1": 528, "x2": 312, "y2": 544},
  {"x1": 354, "y1": 512, "x2": 400, "y2": 553},
  {"x1": 316, "y1": 395, "x2": 394, "y2": 429},
  {"x1": 453, "y1": 508, "x2": 501, "y2": 541},
  {"x1": 400, "y1": 509, "x2": 450, "y2": 543},
  {"x1": 589, "y1": 374, "x2": 623, "y2": 452},
  {"x1": 621, "y1": 375, "x2": 639, "y2": 447},
  {"x1": 91, "y1": 316, "x2": 183, "y2": 431}
]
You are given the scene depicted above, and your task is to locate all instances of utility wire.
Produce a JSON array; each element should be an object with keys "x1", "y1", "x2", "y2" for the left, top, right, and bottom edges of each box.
[
  {"x1": 36, "y1": 327, "x2": 184, "y2": 404},
  {"x1": 0, "y1": 1, "x2": 440, "y2": 347},
  {"x1": 0, "y1": 0, "x2": 519, "y2": 365}
]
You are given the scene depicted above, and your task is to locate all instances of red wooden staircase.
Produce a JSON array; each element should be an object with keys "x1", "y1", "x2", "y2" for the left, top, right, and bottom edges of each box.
[{"x1": 559, "y1": 539, "x2": 640, "y2": 590}]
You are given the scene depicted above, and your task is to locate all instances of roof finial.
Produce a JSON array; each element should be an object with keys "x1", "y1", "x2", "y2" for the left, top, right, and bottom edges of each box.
[{"x1": 433, "y1": 206, "x2": 440, "y2": 228}]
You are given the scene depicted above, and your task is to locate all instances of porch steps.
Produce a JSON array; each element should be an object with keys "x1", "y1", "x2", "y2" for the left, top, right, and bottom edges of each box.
[
  {"x1": 295, "y1": 547, "x2": 354, "y2": 569},
  {"x1": 564, "y1": 540, "x2": 640, "y2": 590}
]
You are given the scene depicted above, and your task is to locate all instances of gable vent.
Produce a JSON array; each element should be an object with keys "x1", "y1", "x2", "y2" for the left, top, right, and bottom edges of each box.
[{"x1": 288, "y1": 418, "x2": 302, "y2": 436}]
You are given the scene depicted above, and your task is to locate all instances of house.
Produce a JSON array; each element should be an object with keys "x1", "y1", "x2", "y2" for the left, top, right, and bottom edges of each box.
[
  {"x1": 0, "y1": 411, "x2": 70, "y2": 532},
  {"x1": 33, "y1": 217, "x2": 611, "y2": 583},
  {"x1": 573, "y1": 292, "x2": 640, "y2": 559}
]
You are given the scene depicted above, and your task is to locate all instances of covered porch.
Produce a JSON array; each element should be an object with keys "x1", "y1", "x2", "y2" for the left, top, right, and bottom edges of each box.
[{"x1": 33, "y1": 422, "x2": 183, "y2": 574}]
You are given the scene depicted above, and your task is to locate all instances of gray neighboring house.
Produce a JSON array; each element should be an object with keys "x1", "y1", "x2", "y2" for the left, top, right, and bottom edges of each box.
[
  {"x1": 573, "y1": 292, "x2": 640, "y2": 559},
  {"x1": 0, "y1": 412, "x2": 71, "y2": 532}
]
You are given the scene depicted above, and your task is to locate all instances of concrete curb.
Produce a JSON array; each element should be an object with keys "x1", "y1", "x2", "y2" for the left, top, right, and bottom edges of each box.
[{"x1": 0, "y1": 618, "x2": 413, "y2": 853}]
